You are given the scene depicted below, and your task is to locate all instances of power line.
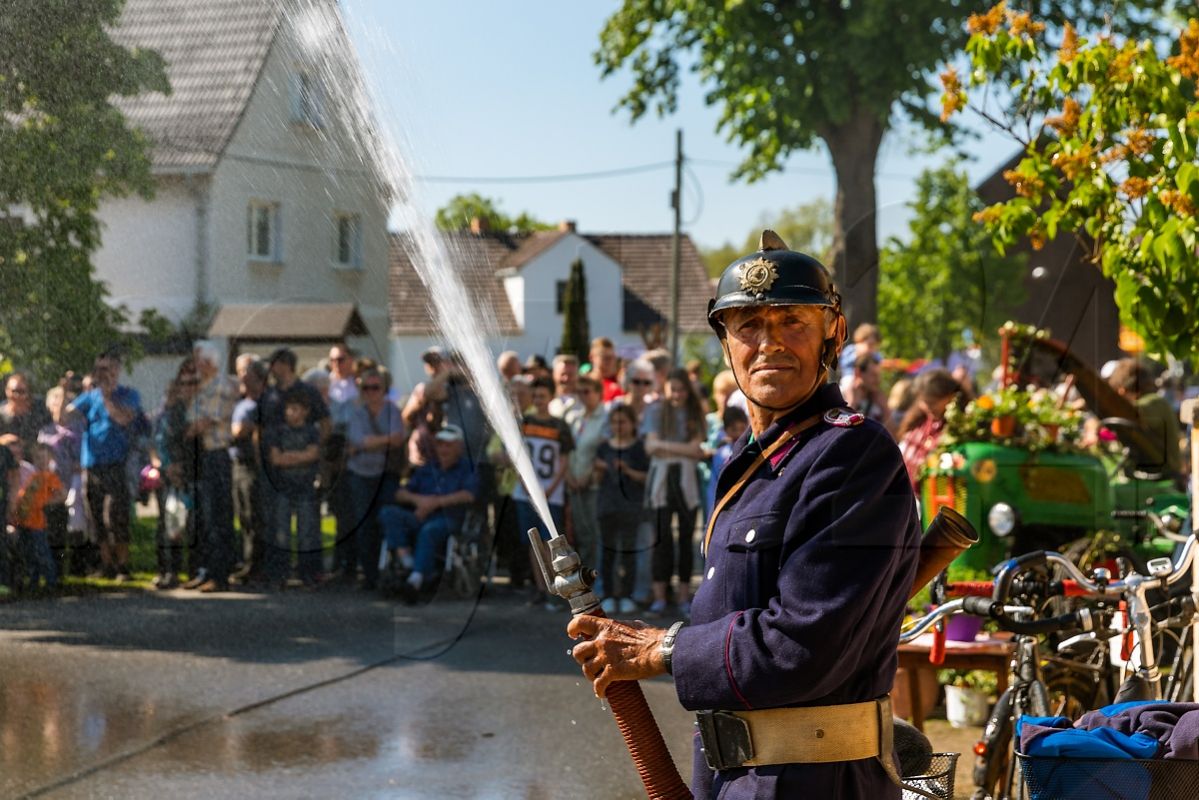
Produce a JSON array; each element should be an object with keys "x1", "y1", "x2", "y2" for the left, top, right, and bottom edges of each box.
[
  {"x1": 689, "y1": 156, "x2": 920, "y2": 181},
  {"x1": 413, "y1": 156, "x2": 919, "y2": 185},
  {"x1": 413, "y1": 160, "x2": 674, "y2": 184}
]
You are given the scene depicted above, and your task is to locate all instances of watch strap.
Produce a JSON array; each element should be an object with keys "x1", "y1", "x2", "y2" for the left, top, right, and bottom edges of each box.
[{"x1": 661, "y1": 620, "x2": 686, "y2": 675}]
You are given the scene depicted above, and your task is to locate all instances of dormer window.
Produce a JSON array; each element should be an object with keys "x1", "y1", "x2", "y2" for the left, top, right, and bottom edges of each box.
[{"x1": 289, "y1": 70, "x2": 324, "y2": 129}]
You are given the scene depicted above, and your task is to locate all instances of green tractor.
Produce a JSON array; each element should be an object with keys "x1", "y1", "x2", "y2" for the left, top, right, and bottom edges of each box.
[{"x1": 920, "y1": 325, "x2": 1188, "y2": 572}]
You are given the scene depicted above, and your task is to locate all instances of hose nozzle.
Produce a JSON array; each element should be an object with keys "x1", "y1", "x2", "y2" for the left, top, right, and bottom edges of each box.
[{"x1": 526, "y1": 527, "x2": 600, "y2": 616}]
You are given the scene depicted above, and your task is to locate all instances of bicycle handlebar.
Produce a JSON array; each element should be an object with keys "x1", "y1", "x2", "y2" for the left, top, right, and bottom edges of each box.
[
  {"x1": 899, "y1": 599, "x2": 1036, "y2": 643},
  {"x1": 960, "y1": 595, "x2": 1099, "y2": 636}
]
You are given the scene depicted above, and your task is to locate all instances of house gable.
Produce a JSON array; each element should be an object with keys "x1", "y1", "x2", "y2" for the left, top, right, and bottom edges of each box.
[{"x1": 111, "y1": 0, "x2": 281, "y2": 171}]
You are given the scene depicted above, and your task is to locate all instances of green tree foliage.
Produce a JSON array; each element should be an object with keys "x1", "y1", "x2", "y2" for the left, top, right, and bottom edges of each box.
[
  {"x1": 878, "y1": 161, "x2": 1025, "y2": 362},
  {"x1": 595, "y1": 0, "x2": 1175, "y2": 328},
  {"x1": 946, "y1": 6, "x2": 1199, "y2": 363},
  {"x1": 0, "y1": 0, "x2": 169, "y2": 385},
  {"x1": 702, "y1": 199, "x2": 833, "y2": 277},
  {"x1": 434, "y1": 192, "x2": 552, "y2": 235},
  {"x1": 559, "y1": 258, "x2": 590, "y2": 363}
]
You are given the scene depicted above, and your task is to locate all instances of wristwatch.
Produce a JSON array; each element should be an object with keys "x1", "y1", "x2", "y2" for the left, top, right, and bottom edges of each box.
[{"x1": 660, "y1": 621, "x2": 686, "y2": 675}]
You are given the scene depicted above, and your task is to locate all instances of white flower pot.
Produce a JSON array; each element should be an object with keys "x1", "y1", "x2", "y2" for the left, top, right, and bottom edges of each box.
[{"x1": 945, "y1": 684, "x2": 990, "y2": 728}]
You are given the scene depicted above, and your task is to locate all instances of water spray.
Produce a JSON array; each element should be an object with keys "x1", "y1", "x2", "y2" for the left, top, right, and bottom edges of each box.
[{"x1": 301, "y1": 3, "x2": 690, "y2": 795}]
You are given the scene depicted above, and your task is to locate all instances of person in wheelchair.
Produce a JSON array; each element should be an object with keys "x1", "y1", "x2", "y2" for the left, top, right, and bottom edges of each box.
[{"x1": 378, "y1": 423, "x2": 478, "y2": 600}]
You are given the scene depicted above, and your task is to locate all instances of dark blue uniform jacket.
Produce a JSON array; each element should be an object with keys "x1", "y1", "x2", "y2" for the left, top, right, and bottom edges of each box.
[{"x1": 671, "y1": 384, "x2": 920, "y2": 799}]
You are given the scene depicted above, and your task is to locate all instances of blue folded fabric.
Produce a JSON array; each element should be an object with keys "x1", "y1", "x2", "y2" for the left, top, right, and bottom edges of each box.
[
  {"x1": 1018, "y1": 715, "x2": 1161, "y2": 759},
  {"x1": 1017, "y1": 703, "x2": 1199, "y2": 800}
]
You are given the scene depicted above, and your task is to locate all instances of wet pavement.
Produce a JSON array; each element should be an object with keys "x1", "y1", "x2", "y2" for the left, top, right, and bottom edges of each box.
[
  {"x1": 0, "y1": 585, "x2": 693, "y2": 799},
  {"x1": 0, "y1": 584, "x2": 980, "y2": 799}
]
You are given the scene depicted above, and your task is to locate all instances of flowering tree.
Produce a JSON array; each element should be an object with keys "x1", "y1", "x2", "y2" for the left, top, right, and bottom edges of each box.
[{"x1": 943, "y1": 4, "x2": 1199, "y2": 362}]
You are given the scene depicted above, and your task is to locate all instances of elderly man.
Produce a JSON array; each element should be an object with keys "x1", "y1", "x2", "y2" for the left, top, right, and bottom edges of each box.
[
  {"x1": 378, "y1": 423, "x2": 477, "y2": 600},
  {"x1": 568, "y1": 231, "x2": 920, "y2": 799},
  {"x1": 69, "y1": 353, "x2": 144, "y2": 580},
  {"x1": 184, "y1": 341, "x2": 240, "y2": 592},
  {"x1": 496, "y1": 350, "x2": 522, "y2": 382},
  {"x1": 548, "y1": 353, "x2": 580, "y2": 423}
]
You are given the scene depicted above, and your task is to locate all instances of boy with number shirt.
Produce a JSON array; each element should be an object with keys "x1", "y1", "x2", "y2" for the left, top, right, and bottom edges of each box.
[{"x1": 509, "y1": 376, "x2": 573, "y2": 608}]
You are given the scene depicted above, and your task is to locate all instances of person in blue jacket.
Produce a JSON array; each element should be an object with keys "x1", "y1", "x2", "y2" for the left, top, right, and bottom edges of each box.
[{"x1": 568, "y1": 231, "x2": 921, "y2": 799}]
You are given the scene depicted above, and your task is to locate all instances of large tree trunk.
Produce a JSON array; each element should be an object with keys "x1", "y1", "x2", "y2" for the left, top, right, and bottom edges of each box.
[{"x1": 823, "y1": 111, "x2": 885, "y2": 329}]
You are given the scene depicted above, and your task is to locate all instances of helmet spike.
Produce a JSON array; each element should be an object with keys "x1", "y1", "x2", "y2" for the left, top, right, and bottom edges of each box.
[{"x1": 759, "y1": 229, "x2": 788, "y2": 251}]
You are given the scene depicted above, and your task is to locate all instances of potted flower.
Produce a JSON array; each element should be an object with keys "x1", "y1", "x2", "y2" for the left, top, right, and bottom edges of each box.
[{"x1": 938, "y1": 669, "x2": 997, "y2": 727}]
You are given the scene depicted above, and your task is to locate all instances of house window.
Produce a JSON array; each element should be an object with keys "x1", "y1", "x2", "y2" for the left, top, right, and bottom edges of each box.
[
  {"x1": 247, "y1": 201, "x2": 281, "y2": 261},
  {"x1": 556, "y1": 280, "x2": 568, "y2": 314},
  {"x1": 289, "y1": 70, "x2": 325, "y2": 129},
  {"x1": 334, "y1": 213, "x2": 362, "y2": 268}
]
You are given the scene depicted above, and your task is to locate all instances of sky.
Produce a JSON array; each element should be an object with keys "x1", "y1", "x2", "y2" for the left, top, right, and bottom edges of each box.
[{"x1": 340, "y1": 1, "x2": 1018, "y2": 253}]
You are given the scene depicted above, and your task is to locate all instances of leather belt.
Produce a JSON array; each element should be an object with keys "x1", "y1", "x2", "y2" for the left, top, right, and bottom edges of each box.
[{"x1": 696, "y1": 696, "x2": 901, "y2": 785}]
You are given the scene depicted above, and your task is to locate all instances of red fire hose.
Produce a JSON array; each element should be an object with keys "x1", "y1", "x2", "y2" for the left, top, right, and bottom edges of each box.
[{"x1": 590, "y1": 607, "x2": 693, "y2": 799}]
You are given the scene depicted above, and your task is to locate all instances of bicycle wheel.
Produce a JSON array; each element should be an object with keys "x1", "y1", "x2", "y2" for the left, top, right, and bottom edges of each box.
[
  {"x1": 972, "y1": 689, "x2": 1013, "y2": 800},
  {"x1": 1042, "y1": 663, "x2": 1098, "y2": 720}
]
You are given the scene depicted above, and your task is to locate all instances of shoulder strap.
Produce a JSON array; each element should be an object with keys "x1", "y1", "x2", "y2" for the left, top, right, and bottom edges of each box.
[{"x1": 702, "y1": 411, "x2": 824, "y2": 556}]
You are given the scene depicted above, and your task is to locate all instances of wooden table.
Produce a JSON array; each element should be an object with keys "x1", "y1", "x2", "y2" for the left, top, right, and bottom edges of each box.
[{"x1": 897, "y1": 633, "x2": 1015, "y2": 731}]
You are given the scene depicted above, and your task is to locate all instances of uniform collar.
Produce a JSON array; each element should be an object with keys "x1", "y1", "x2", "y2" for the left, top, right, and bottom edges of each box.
[{"x1": 736, "y1": 383, "x2": 846, "y2": 463}]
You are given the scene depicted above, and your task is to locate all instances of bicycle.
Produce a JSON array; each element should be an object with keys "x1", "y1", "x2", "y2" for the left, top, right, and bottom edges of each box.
[{"x1": 902, "y1": 535, "x2": 1199, "y2": 800}]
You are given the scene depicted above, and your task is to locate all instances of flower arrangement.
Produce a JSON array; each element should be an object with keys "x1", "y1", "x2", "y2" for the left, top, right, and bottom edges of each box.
[
  {"x1": 937, "y1": 384, "x2": 1086, "y2": 454},
  {"x1": 938, "y1": 668, "x2": 999, "y2": 696}
]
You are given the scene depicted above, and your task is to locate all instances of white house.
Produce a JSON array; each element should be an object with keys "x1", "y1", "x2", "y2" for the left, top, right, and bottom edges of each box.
[
  {"x1": 388, "y1": 220, "x2": 715, "y2": 393},
  {"x1": 98, "y1": 0, "x2": 389, "y2": 400}
]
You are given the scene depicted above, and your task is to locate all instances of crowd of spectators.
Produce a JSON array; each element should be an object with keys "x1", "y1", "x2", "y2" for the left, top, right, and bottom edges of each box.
[{"x1": 0, "y1": 325, "x2": 1187, "y2": 614}]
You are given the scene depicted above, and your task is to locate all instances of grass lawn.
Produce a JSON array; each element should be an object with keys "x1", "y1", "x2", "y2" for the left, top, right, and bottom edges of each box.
[{"x1": 48, "y1": 512, "x2": 338, "y2": 594}]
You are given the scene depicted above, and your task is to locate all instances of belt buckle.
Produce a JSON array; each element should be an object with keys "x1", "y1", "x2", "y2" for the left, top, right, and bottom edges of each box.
[{"x1": 696, "y1": 710, "x2": 754, "y2": 771}]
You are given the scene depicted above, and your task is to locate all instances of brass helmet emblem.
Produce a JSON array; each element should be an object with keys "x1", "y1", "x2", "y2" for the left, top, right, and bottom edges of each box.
[{"x1": 737, "y1": 258, "x2": 780, "y2": 295}]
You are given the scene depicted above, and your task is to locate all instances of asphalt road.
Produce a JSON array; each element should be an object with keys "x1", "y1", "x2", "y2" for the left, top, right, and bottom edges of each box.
[
  {"x1": 0, "y1": 581, "x2": 981, "y2": 799},
  {"x1": 0, "y1": 582, "x2": 696, "y2": 799}
]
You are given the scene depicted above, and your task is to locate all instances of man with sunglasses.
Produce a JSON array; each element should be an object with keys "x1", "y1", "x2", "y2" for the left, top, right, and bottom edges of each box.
[{"x1": 1, "y1": 372, "x2": 50, "y2": 459}]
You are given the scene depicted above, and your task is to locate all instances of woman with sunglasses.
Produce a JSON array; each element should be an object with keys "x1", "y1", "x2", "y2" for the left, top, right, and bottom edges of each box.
[{"x1": 345, "y1": 367, "x2": 405, "y2": 591}]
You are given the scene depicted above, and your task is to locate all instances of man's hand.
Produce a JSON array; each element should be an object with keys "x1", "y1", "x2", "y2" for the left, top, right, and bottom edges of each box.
[
  {"x1": 566, "y1": 616, "x2": 669, "y2": 698},
  {"x1": 412, "y1": 495, "x2": 438, "y2": 521}
]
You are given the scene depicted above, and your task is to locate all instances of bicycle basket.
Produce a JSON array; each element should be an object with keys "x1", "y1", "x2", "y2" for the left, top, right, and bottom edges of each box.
[
  {"x1": 901, "y1": 752, "x2": 958, "y2": 800},
  {"x1": 1018, "y1": 753, "x2": 1199, "y2": 800}
]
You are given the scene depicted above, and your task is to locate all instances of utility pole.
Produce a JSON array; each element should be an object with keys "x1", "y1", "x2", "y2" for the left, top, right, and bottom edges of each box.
[{"x1": 669, "y1": 128, "x2": 683, "y2": 366}]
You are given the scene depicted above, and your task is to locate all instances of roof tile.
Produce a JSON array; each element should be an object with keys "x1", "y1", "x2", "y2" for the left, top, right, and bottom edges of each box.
[{"x1": 111, "y1": 0, "x2": 283, "y2": 169}]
